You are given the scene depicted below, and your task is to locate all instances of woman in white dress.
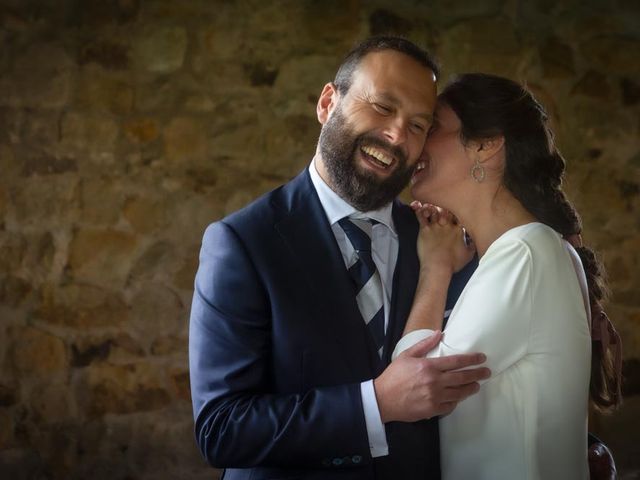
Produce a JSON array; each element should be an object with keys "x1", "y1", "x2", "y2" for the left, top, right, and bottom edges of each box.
[{"x1": 393, "y1": 73, "x2": 622, "y2": 479}]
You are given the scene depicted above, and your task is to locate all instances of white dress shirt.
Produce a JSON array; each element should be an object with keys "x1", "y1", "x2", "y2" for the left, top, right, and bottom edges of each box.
[{"x1": 308, "y1": 158, "x2": 394, "y2": 457}]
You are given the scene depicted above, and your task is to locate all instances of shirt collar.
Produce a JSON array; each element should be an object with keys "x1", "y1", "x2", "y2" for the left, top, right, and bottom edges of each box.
[{"x1": 309, "y1": 157, "x2": 397, "y2": 236}]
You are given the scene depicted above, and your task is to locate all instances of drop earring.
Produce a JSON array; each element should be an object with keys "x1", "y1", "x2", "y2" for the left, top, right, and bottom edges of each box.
[{"x1": 471, "y1": 158, "x2": 485, "y2": 183}]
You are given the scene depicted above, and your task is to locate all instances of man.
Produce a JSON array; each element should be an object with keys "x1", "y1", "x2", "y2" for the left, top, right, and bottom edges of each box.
[{"x1": 189, "y1": 36, "x2": 489, "y2": 480}]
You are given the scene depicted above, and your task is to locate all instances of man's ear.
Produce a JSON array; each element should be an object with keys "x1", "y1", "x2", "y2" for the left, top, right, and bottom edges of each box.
[
  {"x1": 476, "y1": 136, "x2": 505, "y2": 162},
  {"x1": 317, "y1": 82, "x2": 339, "y2": 125}
]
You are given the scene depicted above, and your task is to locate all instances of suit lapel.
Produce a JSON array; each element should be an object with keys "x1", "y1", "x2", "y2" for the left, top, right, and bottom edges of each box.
[{"x1": 273, "y1": 170, "x2": 375, "y2": 374}]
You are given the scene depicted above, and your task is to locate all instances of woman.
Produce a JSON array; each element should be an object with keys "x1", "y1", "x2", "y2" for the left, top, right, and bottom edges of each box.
[{"x1": 393, "y1": 73, "x2": 622, "y2": 479}]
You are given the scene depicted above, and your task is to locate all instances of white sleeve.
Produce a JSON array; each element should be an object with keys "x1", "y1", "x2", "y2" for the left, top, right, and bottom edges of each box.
[
  {"x1": 393, "y1": 240, "x2": 533, "y2": 378},
  {"x1": 360, "y1": 380, "x2": 389, "y2": 457}
]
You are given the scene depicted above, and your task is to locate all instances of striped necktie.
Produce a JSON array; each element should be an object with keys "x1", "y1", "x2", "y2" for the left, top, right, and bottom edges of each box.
[{"x1": 338, "y1": 217, "x2": 385, "y2": 358}]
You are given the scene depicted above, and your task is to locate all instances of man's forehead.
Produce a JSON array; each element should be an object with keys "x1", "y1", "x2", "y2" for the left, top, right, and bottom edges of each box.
[{"x1": 349, "y1": 50, "x2": 437, "y2": 107}]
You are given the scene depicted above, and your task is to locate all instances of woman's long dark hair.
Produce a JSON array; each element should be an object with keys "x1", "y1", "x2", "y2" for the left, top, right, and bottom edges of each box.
[{"x1": 440, "y1": 73, "x2": 622, "y2": 412}]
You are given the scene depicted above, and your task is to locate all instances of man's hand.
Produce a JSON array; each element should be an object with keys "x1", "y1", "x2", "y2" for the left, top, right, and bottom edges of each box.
[{"x1": 374, "y1": 332, "x2": 490, "y2": 423}]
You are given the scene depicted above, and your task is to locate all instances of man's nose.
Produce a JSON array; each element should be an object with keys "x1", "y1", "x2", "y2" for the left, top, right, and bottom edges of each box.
[{"x1": 383, "y1": 117, "x2": 408, "y2": 145}]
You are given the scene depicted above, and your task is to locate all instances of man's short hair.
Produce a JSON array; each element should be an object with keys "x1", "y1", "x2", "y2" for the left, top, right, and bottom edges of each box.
[{"x1": 333, "y1": 35, "x2": 440, "y2": 95}]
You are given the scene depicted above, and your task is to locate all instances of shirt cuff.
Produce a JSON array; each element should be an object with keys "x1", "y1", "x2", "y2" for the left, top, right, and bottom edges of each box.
[
  {"x1": 360, "y1": 380, "x2": 389, "y2": 458},
  {"x1": 391, "y1": 329, "x2": 437, "y2": 360}
]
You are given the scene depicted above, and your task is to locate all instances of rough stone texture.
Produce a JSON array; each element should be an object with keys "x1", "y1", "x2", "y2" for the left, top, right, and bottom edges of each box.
[{"x1": 0, "y1": 1, "x2": 638, "y2": 479}]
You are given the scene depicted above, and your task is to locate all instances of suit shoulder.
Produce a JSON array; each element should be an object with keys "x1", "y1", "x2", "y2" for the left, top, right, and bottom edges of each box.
[{"x1": 206, "y1": 168, "x2": 312, "y2": 236}]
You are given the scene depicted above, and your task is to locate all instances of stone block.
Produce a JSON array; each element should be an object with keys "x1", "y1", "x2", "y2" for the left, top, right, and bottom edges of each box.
[
  {"x1": 0, "y1": 275, "x2": 32, "y2": 307},
  {"x1": 621, "y1": 78, "x2": 640, "y2": 107},
  {"x1": 0, "y1": 409, "x2": 12, "y2": 449},
  {"x1": 368, "y1": 9, "x2": 413, "y2": 36},
  {"x1": 132, "y1": 26, "x2": 187, "y2": 74},
  {"x1": 0, "y1": 232, "x2": 26, "y2": 272},
  {"x1": 438, "y1": 18, "x2": 524, "y2": 77},
  {"x1": 581, "y1": 36, "x2": 640, "y2": 77},
  {"x1": 37, "y1": 282, "x2": 129, "y2": 329},
  {"x1": 80, "y1": 363, "x2": 172, "y2": 417},
  {"x1": 540, "y1": 37, "x2": 575, "y2": 78},
  {"x1": 0, "y1": 183, "x2": 7, "y2": 221},
  {"x1": 78, "y1": 177, "x2": 124, "y2": 226},
  {"x1": 275, "y1": 54, "x2": 339, "y2": 96},
  {"x1": 571, "y1": 70, "x2": 611, "y2": 100},
  {"x1": 163, "y1": 117, "x2": 209, "y2": 165},
  {"x1": 8, "y1": 175, "x2": 79, "y2": 227},
  {"x1": 11, "y1": 110, "x2": 61, "y2": 148},
  {"x1": 124, "y1": 117, "x2": 159, "y2": 144},
  {"x1": 173, "y1": 252, "x2": 198, "y2": 291},
  {"x1": 129, "y1": 283, "x2": 185, "y2": 337},
  {"x1": 0, "y1": 448, "x2": 45, "y2": 480},
  {"x1": 150, "y1": 335, "x2": 187, "y2": 356},
  {"x1": 129, "y1": 241, "x2": 177, "y2": 282},
  {"x1": 0, "y1": 382, "x2": 17, "y2": 408},
  {"x1": 27, "y1": 381, "x2": 72, "y2": 423},
  {"x1": 110, "y1": 333, "x2": 146, "y2": 360},
  {"x1": 22, "y1": 231, "x2": 55, "y2": 280},
  {"x1": 22, "y1": 153, "x2": 78, "y2": 176},
  {"x1": 67, "y1": 228, "x2": 138, "y2": 286},
  {"x1": 78, "y1": 40, "x2": 130, "y2": 70},
  {"x1": 67, "y1": 0, "x2": 139, "y2": 27},
  {"x1": 60, "y1": 112, "x2": 119, "y2": 154},
  {"x1": 122, "y1": 195, "x2": 167, "y2": 233},
  {"x1": 0, "y1": 69, "x2": 73, "y2": 110},
  {"x1": 75, "y1": 65, "x2": 134, "y2": 114},
  {"x1": 197, "y1": 23, "x2": 244, "y2": 63},
  {"x1": 0, "y1": 43, "x2": 74, "y2": 109},
  {"x1": 8, "y1": 326, "x2": 67, "y2": 375},
  {"x1": 169, "y1": 369, "x2": 190, "y2": 402}
]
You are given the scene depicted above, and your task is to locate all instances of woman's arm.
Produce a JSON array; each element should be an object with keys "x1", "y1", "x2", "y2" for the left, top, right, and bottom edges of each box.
[{"x1": 402, "y1": 203, "x2": 475, "y2": 336}]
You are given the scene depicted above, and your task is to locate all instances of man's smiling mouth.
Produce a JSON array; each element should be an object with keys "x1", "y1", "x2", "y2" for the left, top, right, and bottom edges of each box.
[{"x1": 361, "y1": 145, "x2": 394, "y2": 169}]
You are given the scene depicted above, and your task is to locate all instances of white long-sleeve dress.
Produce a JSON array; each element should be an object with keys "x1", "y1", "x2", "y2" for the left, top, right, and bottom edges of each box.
[{"x1": 393, "y1": 222, "x2": 591, "y2": 480}]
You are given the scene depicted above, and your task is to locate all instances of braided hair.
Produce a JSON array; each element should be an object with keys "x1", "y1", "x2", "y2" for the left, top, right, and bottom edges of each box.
[{"x1": 440, "y1": 73, "x2": 622, "y2": 412}]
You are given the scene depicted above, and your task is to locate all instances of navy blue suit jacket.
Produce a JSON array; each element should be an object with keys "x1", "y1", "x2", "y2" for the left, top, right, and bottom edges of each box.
[{"x1": 189, "y1": 168, "x2": 476, "y2": 479}]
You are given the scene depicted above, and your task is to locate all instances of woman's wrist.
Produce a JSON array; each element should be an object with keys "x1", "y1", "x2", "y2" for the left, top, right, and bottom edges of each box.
[{"x1": 418, "y1": 260, "x2": 454, "y2": 281}]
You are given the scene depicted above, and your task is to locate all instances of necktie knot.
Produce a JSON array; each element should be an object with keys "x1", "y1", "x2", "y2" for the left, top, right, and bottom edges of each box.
[{"x1": 338, "y1": 217, "x2": 374, "y2": 253}]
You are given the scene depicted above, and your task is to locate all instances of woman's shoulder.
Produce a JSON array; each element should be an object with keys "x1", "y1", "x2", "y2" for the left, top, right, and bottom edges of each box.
[
  {"x1": 483, "y1": 222, "x2": 562, "y2": 265},
  {"x1": 495, "y1": 222, "x2": 561, "y2": 249}
]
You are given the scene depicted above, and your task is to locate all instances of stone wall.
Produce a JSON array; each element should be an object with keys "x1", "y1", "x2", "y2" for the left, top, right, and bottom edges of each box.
[{"x1": 0, "y1": 0, "x2": 638, "y2": 479}]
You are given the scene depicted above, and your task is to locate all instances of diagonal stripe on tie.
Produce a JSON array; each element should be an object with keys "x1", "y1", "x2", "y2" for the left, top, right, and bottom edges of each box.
[{"x1": 339, "y1": 217, "x2": 385, "y2": 358}]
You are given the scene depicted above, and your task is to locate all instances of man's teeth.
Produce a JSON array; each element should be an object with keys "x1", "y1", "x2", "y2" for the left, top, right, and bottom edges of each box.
[
  {"x1": 362, "y1": 146, "x2": 393, "y2": 166},
  {"x1": 415, "y1": 162, "x2": 426, "y2": 172}
]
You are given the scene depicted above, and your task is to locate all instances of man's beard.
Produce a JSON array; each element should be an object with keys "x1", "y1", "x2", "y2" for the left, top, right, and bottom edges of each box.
[{"x1": 317, "y1": 106, "x2": 414, "y2": 212}]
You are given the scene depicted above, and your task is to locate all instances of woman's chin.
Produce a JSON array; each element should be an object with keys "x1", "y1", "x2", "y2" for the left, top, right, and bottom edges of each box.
[{"x1": 410, "y1": 183, "x2": 431, "y2": 204}]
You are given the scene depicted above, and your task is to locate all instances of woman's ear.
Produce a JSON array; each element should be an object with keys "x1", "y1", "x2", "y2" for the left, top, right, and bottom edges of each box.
[
  {"x1": 476, "y1": 136, "x2": 505, "y2": 162},
  {"x1": 317, "y1": 82, "x2": 339, "y2": 125}
]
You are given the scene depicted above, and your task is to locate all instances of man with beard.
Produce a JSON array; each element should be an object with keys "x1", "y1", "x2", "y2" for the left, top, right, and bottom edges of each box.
[{"x1": 189, "y1": 36, "x2": 489, "y2": 480}]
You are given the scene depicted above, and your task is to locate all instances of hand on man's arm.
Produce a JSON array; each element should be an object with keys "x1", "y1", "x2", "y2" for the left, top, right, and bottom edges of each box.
[{"x1": 374, "y1": 332, "x2": 490, "y2": 423}]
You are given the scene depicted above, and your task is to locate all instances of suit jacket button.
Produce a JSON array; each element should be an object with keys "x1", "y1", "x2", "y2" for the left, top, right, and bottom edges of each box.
[
  {"x1": 332, "y1": 458, "x2": 343, "y2": 466},
  {"x1": 352, "y1": 455, "x2": 362, "y2": 464}
]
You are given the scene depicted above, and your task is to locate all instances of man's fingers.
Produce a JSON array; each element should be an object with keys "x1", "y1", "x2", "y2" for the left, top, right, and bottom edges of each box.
[
  {"x1": 442, "y1": 382, "x2": 481, "y2": 403},
  {"x1": 428, "y1": 352, "x2": 487, "y2": 371},
  {"x1": 444, "y1": 367, "x2": 491, "y2": 386},
  {"x1": 402, "y1": 332, "x2": 443, "y2": 357}
]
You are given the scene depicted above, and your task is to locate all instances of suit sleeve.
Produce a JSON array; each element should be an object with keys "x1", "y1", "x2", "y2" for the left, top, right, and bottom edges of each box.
[
  {"x1": 189, "y1": 221, "x2": 370, "y2": 469},
  {"x1": 394, "y1": 240, "x2": 532, "y2": 378}
]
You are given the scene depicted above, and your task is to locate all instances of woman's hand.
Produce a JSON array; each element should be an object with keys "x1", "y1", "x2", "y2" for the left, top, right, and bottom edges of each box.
[{"x1": 411, "y1": 201, "x2": 476, "y2": 276}]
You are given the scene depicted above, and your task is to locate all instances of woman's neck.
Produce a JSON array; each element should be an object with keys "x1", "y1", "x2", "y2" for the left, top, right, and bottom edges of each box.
[{"x1": 454, "y1": 189, "x2": 537, "y2": 258}]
